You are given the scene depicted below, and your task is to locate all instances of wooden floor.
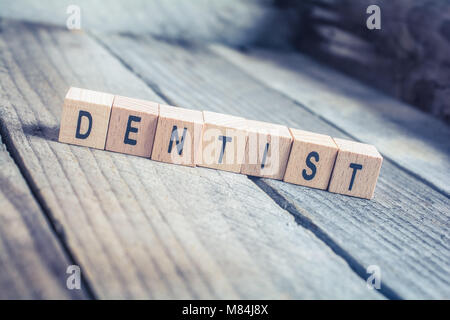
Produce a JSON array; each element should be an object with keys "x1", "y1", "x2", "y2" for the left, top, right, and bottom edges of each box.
[{"x1": 0, "y1": 16, "x2": 448, "y2": 299}]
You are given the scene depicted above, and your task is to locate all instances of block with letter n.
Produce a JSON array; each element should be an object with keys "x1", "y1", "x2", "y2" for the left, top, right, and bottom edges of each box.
[{"x1": 151, "y1": 104, "x2": 203, "y2": 167}]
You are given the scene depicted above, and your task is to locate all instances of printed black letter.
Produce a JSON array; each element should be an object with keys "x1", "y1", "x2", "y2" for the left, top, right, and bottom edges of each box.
[
  {"x1": 349, "y1": 163, "x2": 363, "y2": 191},
  {"x1": 302, "y1": 151, "x2": 319, "y2": 181},
  {"x1": 124, "y1": 115, "x2": 141, "y2": 145},
  {"x1": 75, "y1": 110, "x2": 92, "y2": 139}
]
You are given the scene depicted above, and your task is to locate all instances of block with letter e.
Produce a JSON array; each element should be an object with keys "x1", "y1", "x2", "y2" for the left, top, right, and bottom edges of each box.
[
  {"x1": 199, "y1": 111, "x2": 248, "y2": 173},
  {"x1": 328, "y1": 138, "x2": 383, "y2": 199},
  {"x1": 105, "y1": 96, "x2": 159, "y2": 158},
  {"x1": 240, "y1": 120, "x2": 292, "y2": 180},
  {"x1": 58, "y1": 87, "x2": 114, "y2": 149},
  {"x1": 283, "y1": 129, "x2": 338, "y2": 190},
  {"x1": 151, "y1": 104, "x2": 203, "y2": 167}
]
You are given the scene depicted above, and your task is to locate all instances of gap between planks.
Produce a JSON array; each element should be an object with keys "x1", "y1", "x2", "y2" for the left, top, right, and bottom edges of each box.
[
  {"x1": 91, "y1": 32, "x2": 449, "y2": 299},
  {"x1": 210, "y1": 45, "x2": 450, "y2": 199},
  {"x1": 89, "y1": 32, "x2": 400, "y2": 299},
  {"x1": 0, "y1": 133, "x2": 91, "y2": 299},
  {"x1": 0, "y1": 73, "x2": 98, "y2": 300},
  {"x1": 0, "y1": 20, "x2": 379, "y2": 297}
]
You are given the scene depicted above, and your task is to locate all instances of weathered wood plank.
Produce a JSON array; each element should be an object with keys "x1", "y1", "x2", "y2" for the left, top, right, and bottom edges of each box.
[
  {"x1": 0, "y1": 0, "x2": 292, "y2": 47},
  {"x1": 98, "y1": 33, "x2": 450, "y2": 299},
  {"x1": 211, "y1": 46, "x2": 450, "y2": 197},
  {"x1": 0, "y1": 137, "x2": 87, "y2": 299},
  {"x1": 0, "y1": 20, "x2": 379, "y2": 299}
]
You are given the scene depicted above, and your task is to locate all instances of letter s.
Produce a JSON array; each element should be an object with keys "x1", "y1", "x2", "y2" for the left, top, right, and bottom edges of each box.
[{"x1": 302, "y1": 151, "x2": 319, "y2": 181}]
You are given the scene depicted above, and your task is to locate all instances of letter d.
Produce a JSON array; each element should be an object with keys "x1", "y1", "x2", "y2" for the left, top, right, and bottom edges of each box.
[{"x1": 75, "y1": 110, "x2": 92, "y2": 139}]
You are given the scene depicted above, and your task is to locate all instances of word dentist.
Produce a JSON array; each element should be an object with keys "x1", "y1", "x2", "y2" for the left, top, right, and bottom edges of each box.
[{"x1": 59, "y1": 87, "x2": 383, "y2": 199}]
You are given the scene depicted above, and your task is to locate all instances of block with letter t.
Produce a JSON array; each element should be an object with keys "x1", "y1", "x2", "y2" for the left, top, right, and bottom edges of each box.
[
  {"x1": 328, "y1": 138, "x2": 383, "y2": 199},
  {"x1": 199, "y1": 111, "x2": 248, "y2": 173},
  {"x1": 58, "y1": 87, "x2": 114, "y2": 149},
  {"x1": 151, "y1": 104, "x2": 203, "y2": 167}
]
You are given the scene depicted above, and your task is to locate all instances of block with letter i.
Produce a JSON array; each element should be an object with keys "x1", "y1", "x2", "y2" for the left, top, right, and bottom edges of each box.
[
  {"x1": 283, "y1": 129, "x2": 338, "y2": 190},
  {"x1": 105, "y1": 96, "x2": 159, "y2": 158},
  {"x1": 328, "y1": 138, "x2": 383, "y2": 199},
  {"x1": 151, "y1": 104, "x2": 203, "y2": 167},
  {"x1": 240, "y1": 120, "x2": 292, "y2": 180},
  {"x1": 199, "y1": 111, "x2": 248, "y2": 173},
  {"x1": 58, "y1": 87, "x2": 114, "y2": 149}
]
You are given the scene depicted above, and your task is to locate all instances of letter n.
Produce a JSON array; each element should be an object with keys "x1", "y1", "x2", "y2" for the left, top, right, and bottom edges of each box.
[{"x1": 168, "y1": 125, "x2": 187, "y2": 155}]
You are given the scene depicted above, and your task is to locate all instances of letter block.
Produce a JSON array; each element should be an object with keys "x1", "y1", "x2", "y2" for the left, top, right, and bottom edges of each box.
[
  {"x1": 105, "y1": 96, "x2": 159, "y2": 158},
  {"x1": 59, "y1": 87, "x2": 114, "y2": 149},
  {"x1": 328, "y1": 138, "x2": 383, "y2": 199},
  {"x1": 151, "y1": 104, "x2": 203, "y2": 167},
  {"x1": 199, "y1": 111, "x2": 247, "y2": 173},
  {"x1": 283, "y1": 129, "x2": 338, "y2": 190},
  {"x1": 240, "y1": 120, "x2": 292, "y2": 180}
]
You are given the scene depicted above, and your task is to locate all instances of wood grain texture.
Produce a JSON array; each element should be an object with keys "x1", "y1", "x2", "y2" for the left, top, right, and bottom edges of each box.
[
  {"x1": 106, "y1": 96, "x2": 159, "y2": 158},
  {"x1": 211, "y1": 46, "x2": 450, "y2": 197},
  {"x1": 0, "y1": 20, "x2": 380, "y2": 299},
  {"x1": 59, "y1": 87, "x2": 114, "y2": 150},
  {"x1": 0, "y1": 137, "x2": 87, "y2": 299},
  {"x1": 328, "y1": 138, "x2": 383, "y2": 199},
  {"x1": 284, "y1": 129, "x2": 337, "y2": 190},
  {"x1": 151, "y1": 104, "x2": 203, "y2": 167},
  {"x1": 241, "y1": 120, "x2": 292, "y2": 180},
  {"x1": 99, "y1": 33, "x2": 450, "y2": 299}
]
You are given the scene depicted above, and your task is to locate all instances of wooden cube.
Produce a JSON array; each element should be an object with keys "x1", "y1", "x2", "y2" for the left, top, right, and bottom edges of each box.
[
  {"x1": 105, "y1": 96, "x2": 159, "y2": 158},
  {"x1": 151, "y1": 104, "x2": 203, "y2": 167},
  {"x1": 283, "y1": 129, "x2": 338, "y2": 190},
  {"x1": 240, "y1": 120, "x2": 292, "y2": 180},
  {"x1": 58, "y1": 87, "x2": 114, "y2": 149},
  {"x1": 328, "y1": 138, "x2": 383, "y2": 199},
  {"x1": 199, "y1": 111, "x2": 247, "y2": 173}
]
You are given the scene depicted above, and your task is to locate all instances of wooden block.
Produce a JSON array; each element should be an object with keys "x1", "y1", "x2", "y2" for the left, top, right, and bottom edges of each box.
[
  {"x1": 328, "y1": 138, "x2": 383, "y2": 199},
  {"x1": 151, "y1": 104, "x2": 203, "y2": 167},
  {"x1": 199, "y1": 111, "x2": 247, "y2": 173},
  {"x1": 240, "y1": 120, "x2": 292, "y2": 179},
  {"x1": 105, "y1": 96, "x2": 159, "y2": 157},
  {"x1": 283, "y1": 129, "x2": 338, "y2": 190},
  {"x1": 58, "y1": 87, "x2": 114, "y2": 150}
]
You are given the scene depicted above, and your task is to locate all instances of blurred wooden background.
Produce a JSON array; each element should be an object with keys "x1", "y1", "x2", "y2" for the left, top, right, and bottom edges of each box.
[{"x1": 276, "y1": 0, "x2": 450, "y2": 123}]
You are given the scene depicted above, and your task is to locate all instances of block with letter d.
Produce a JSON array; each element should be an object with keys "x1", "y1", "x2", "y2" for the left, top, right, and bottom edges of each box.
[
  {"x1": 151, "y1": 104, "x2": 203, "y2": 167},
  {"x1": 199, "y1": 111, "x2": 248, "y2": 173},
  {"x1": 58, "y1": 87, "x2": 114, "y2": 149},
  {"x1": 283, "y1": 129, "x2": 338, "y2": 190}
]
